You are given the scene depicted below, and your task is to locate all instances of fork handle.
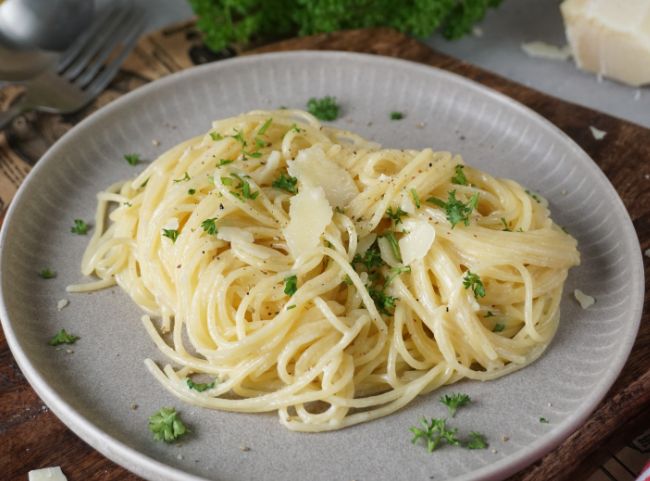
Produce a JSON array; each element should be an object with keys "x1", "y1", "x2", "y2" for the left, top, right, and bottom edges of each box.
[{"x1": 0, "y1": 100, "x2": 28, "y2": 131}]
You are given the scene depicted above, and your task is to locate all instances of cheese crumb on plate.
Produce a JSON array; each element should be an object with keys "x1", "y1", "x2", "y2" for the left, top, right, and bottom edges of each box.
[{"x1": 574, "y1": 289, "x2": 596, "y2": 309}]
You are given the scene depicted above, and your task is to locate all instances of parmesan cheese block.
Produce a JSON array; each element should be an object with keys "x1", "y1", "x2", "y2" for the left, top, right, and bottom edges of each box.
[{"x1": 561, "y1": 0, "x2": 650, "y2": 86}]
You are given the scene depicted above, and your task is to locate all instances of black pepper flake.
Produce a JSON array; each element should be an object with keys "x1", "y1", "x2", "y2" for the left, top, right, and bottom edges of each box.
[{"x1": 219, "y1": 203, "x2": 224, "y2": 210}]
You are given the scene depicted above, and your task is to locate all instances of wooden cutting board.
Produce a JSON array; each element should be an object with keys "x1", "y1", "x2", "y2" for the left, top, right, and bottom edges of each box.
[{"x1": 1, "y1": 23, "x2": 648, "y2": 481}]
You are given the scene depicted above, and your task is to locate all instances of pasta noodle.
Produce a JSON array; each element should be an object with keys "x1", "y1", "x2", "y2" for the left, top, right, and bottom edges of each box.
[{"x1": 69, "y1": 109, "x2": 580, "y2": 432}]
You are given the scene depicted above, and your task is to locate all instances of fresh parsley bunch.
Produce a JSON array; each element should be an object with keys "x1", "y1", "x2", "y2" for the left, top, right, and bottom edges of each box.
[{"x1": 189, "y1": 0, "x2": 503, "y2": 53}]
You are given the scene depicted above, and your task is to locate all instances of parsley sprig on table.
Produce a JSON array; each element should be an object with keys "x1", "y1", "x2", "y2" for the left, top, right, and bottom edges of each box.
[
  {"x1": 71, "y1": 219, "x2": 89, "y2": 235},
  {"x1": 410, "y1": 417, "x2": 460, "y2": 452},
  {"x1": 148, "y1": 407, "x2": 188, "y2": 443}
]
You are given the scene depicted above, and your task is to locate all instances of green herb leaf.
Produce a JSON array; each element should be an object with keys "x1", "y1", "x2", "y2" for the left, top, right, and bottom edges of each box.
[
  {"x1": 464, "y1": 432, "x2": 488, "y2": 450},
  {"x1": 173, "y1": 172, "x2": 190, "y2": 183},
  {"x1": 463, "y1": 271, "x2": 485, "y2": 298},
  {"x1": 162, "y1": 229, "x2": 179, "y2": 243},
  {"x1": 539, "y1": 417, "x2": 549, "y2": 424},
  {"x1": 289, "y1": 123, "x2": 304, "y2": 133},
  {"x1": 306, "y1": 96, "x2": 340, "y2": 121},
  {"x1": 49, "y1": 329, "x2": 79, "y2": 346},
  {"x1": 451, "y1": 164, "x2": 468, "y2": 185},
  {"x1": 440, "y1": 392, "x2": 471, "y2": 417},
  {"x1": 525, "y1": 189, "x2": 542, "y2": 203},
  {"x1": 149, "y1": 407, "x2": 188, "y2": 443},
  {"x1": 385, "y1": 265, "x2": 411, "y2": 286},
  {"x1": 272, "y1": 173, "x2": 298, "y2": 194},
  {"x1": 427, "y1": 190, "x2": 479, "y2": 228},
  {"x1": 39, "y1": 268, "x2": 56, "y2": 279},
  {"x1": 500, "y1": 217, "x2": 511, "y2": 231},
  {"x1": 286, "y1": 304, "x2": 296, "y2": 310},
  {"x1": 186, "y1": 378, "x2": 215, "y2": 392},
  {"x1": 71, "y1": 219, "x2": 89, "y2": 235},
  {"x1": 257, "y1": 118, "x2": 273, "y2": 136},
  {"x1": 386, "y1": 206, "x2": 407, "y2": 225},
  {"x1": 368, "y1": 286, "x2": 397, "y2": 315},
  {"x1": 284, "y1": 275, "x2": 298, "y2": 296},
  {"x1": 210, "y1": 132, "x2": 223, "y2": 141},
  {"x1": 343, "y1": 274, "x2": 353, "y2": 286},
  {"x1": 218, "y1": 159, "x2": 233, "y2": 166},
  {"x1": 390, "y1": 111, "x2": 404, "y2": 120},
  {"x1": 493, "y1": 323, "x2": 505, "y2": 332},
  {"x1": 228, "y1": 173, "x2": 259, "y2": 201},
  {"x1": 201, "y1": 218, "x2": 218, "y2": 235},
  {"x1": 124, "y1": 153, "x2": 140, "y2": 166},
  {"x1": 188, "y1": 188, "x2": 196, "y2": 195},
  {"x1": 352, "y1": 243, "x2": 384, "y2": 271},
  {"x1": 410, "y1": 417, "x2": 460, "y2": 452},
  {"x1": 410, "y1": 188, "x2": 421, "y2": 208},
  {"x1": 230, "y1": 130, "x2": 247, "y2": 147},
  {"x1": 383, "y1": 231, "x2": 402, "y2": 262}
]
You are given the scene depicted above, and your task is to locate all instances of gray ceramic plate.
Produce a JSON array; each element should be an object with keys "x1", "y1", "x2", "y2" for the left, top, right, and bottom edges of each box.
[{"x1": 0, "y1": 52, "x2": 644, "y2": 481}]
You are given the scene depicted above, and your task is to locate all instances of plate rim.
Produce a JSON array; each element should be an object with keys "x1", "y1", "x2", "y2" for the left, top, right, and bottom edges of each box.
[{"x1": 0, "y1": 50, "x2": 644, "y2": 481}]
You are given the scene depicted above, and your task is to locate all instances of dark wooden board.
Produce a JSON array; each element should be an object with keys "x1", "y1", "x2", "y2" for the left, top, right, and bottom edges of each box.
[{"x1": 1, "y1": 24, "x2": 648, "y2": 481}]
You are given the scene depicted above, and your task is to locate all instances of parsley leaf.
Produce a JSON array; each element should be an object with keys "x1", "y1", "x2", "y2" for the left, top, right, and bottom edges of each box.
[
  {"x1": 526, "y1": 189, "x2": 541, "y2": 203},
  {"x1": 440, "y1": 392, "x2": 471, "y2": 417},
  {"x1": 500, "y1": 217, "x2": 511, "y2": 231},
  {"x1": 218, "y1": 159, "x2": 233, "y2": 166},
  {"x1": 71, "y1": 219, "x2": 89, "y2": 235},
  {"x1": 289, "y1": 123, "x2": 304, "y2": 134},
  {"x1": 49, "y1": 329, "x2": 79, "y2": 346},
  {"x1": 427, "y1": 190, "x2": 479, "y2": 228},
  {"x1": 463, "y1": 271, "x2": 485, "y2": 298},
  {"x1": 272, "y1": 172, "x2": 298, "y2": 194},
  {"x1": 149, "y1": 407, "x2": 188, "y2": 443},
  {"x1": 230, "y1": 130, "x2": 247, "y2": 147},
  {"x1": 39, "y1": 268, "x2": 56, "y2": 279},
  {"x1": 228, "y1": 173, "x2": 259, "y2": 201},
  {"x1": 383, "y1": 231, "x2": 402, "y2": 262},
  {"x1": 539, "y1": 417, "x2": 549, "y2": 424},
  {"x1": 410, "y1": 417, "x2": 460, "y2": 452},
  {"x1": 306, "y1": 96, "x2": 340, "y2": 121},
  {"x1": 451, "y1": 164, "x2": 468, "y2": 185},
  {"x1": 162, "y1": 229, "x2": 179, "y2": 243},
  {"x1": 210, "y1": 132, "x2": 223, "y2": 141},
  {"x1": 390, "y1": 111, "x2": 404, "y2": 120},
  {"x1": 369, "y1": 286, "x2": 397, "y2": 315},
  {"x1": 386, "y1": 206, "x2": 407, "y2": 225},
  {"x1": 186, "y1": 378, "x2": 215, "y2": 392},
  {"x1": 284, "y1": 275, "x2": 298, "y2": 296},
  {"x1": 385, "y1": 266, "x2": 411, "y2": 286},
  {"x1": 464, "y1": 432, "x2": 488, "y2": 449},
  {"x1": 173, "y1": 172, "x2": 190, "y2": 183},
  {"x1": 493, "y1": 323, "x2": 505, "y2": 332},
  {"x1": 124, "y1": 153, "x2": 140, "y2": 166},
  {"x1": 201, "y1": 218, "x2": 218, "y2": 235},
  {"x1": 257, "y1": 118, "x2": 273, "y2": 136},
  {"x1": 286, "y1": 304, "x2": 296, "y2": 310},
  {"x1": 188, "y1": 188, "x2": 196, "y2": 195},
  {"x1": 352, "y1": 243, "x2": 384, "y2": 271},
  {"x1": 410, "y1": 188, "x2": 421, "y2": 208}
]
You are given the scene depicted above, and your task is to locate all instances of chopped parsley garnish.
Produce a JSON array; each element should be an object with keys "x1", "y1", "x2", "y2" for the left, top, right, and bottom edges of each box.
[
  {"x1": 124, "y1": 153, "x2": 140, "y2": 166},
  {"x1": 255, "y1": 137, "x2": 270, "y2": 149},
  {"x1": 410, "y1": 188, "x2": 421, "y2": 208},
  {"x1": 525, "y1": 189, "x2": 541, "y2": 203},
  {"x1": 210, "y1": 132, "x2": 224, "y2": 141},
  {"x1": 440, "y1": 392, "x2": 471, "y2": 417},
  {"x1": 286, "y1": 304, "x2": 296, "y2": 310},
  {"x1": 385, "y1": 266, "x2": 411, "y2": 286},
  {"x1": 451, "y1": 164, "x2": 468, "y2": 185},
  {"x1": 201, "y1": 218, "x2": 218, "y2": 235},
  {"x1": 463, "y1": 271, "x2": 485, "y2": 298},
  {"x1": 386, "y1": 206, "x2": 407, "y2": 225},
  {"x1": 284, "y1": 275, "x2": 298, "y2": 296},
  {"x1": 226, "y1": 173, "x2": 259, "y2": 201},
  {"x1": 427, "y1": 190, "x2": 479, "y2": 228},
  {"x1": 49, "y1": 329, "x2": 79, "y2": 346},
  {"x1": 410, "y1": 417, "x2": 460, "y2": 452},
  {"x1": 173, "y1": 172, "x2": 190, "y2": 183},
  {"x1": 383, "y1": 232, "x2": 402, "y2": 262},
  {"x1": 149, "y1": 407, "x2": 188, "y2": 443},
  {"x1": 484, "y1": 311, "x2": 495, "y2": 318},
  {"x1": 306, "y1": 96, "x2": 340, "y2": 121},
  {"x1": 343, "y1": 274, "x2": 353, "y2": 286},
  {"x1": 188, "y1": 188, "x2": 196, "y2": 195},
  {"x1": 71, "y1": 219, "x2": 89, "y2": 235},
  {"x1": 162, "y1": 229, "x2": 179, "y2": 243},
  {"x1": 390, "y1": 111, "x2": 404, "y2": 120},
  {"x1": 257, "y1": 117, "x2": 272, "y2": 136},
  {"x1": 493, "y1": 323, "x2": 505, "y2": 332},
  {"x1": 500, "y1": 217, "x2": 511, "y2": 231},
  {"x1": 140, "y1": 178, "x2": 149, "y2": 188},
  {"x1": 218, "y1": 159, "x2": 233, "y2": 166},
  {"x1": 352, "y1": 243, "x2": 384, "y2": 270},
  {"x1": 230, "y1": 130, "x2": 247, "y2": 147},
  {"x1": 272, "y1": 172, "x2": 298, "y2": 194},
  {"x1": 186, "y1": 378, "x2": 215, "y2": 392},
  {"x1": 539, "y1": 417, "x2": 549, "y2": 424},
  {"x1": 464, "y1": 432, "x2": 488, "y2": 449},
  {"x1": 369, "y1": 286, "x2": 397, "y2": 315},
  {"x1": 289, "y1": 123, "x2": 304, "y2": 133},
  {"x1": 39, "y1": 268, "x2": 56, "y2": 279}
]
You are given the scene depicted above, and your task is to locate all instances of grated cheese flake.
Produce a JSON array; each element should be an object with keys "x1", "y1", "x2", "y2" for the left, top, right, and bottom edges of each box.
[
  {"x1": 28, "y1": 467, "x2": 68, "y2": 481},
  {"x1": 574, "y1": 289, "x2": 595, "y2": 309},
  {"x1": 521, "y1": 41, "x2": 572, "y2": 61}
]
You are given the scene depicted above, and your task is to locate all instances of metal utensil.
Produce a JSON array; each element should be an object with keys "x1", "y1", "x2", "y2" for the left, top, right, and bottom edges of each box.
[{"x1": 0, "y1": 4, "x2": 145, "y2": 130}]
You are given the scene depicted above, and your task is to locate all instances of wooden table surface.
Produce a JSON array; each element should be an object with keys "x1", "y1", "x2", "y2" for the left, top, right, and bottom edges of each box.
[{"x1": 1, "y1": 24, "x2": 648, "y2": 481}]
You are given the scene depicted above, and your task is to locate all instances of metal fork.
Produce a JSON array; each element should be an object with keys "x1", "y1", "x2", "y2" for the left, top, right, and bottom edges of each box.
[{"x1": 0, "y1": 4, "x2": 145, "y2": 130}]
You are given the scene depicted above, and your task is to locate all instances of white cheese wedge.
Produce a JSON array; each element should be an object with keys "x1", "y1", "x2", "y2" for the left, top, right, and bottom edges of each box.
[
  {"x1": 561, "y1": 0, "x2": 650, "y2": 86},
  {"x1": 283, "y1": 185, "x2": 332, "y2": 258},
  {"x1": 28, "y1": 467, "x2": 68, "y2": 481},
  {"x1": 399, "y1": 220, "x2": 436, "y2": 265},
  {"x1": 288, "y1": 146, "x2": 358, "y2": 208}
]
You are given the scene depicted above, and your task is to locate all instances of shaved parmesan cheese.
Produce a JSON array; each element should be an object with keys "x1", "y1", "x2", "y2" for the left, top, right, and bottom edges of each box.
[
  {"x1": 399, "y1": 192, "x2": 417, "y2": 215},
  {"x1": 521, "y1": 41, "x2": 572, "y2": 61},
  {"x1": 57, "y1": 299, "x2": 69, "y2": 311},
  {"x1": 217, "y1": 227, "x2": 254, "y2": 244},
  {"x1": 574, "y1": 289, "x2": 595, "y2": 309},
  {"x1": 284, "y1": 186, "x2": 332, "y2": 258},
  {"x1": 163, "y1": 218, "x2": 179, "y2": 230},
  {"x1": 589, "y1": 126, "x2": 607, "y2": 140},
  {"x1": 250, "y1": 150, "x2": 280, "y2": 184},
  {"x1": 357, "y1": 233, "x2": 377, "y2": 256},
  {"x1": 378, "y1": 236, "x2": 400, "y2": 267},
  {"x1": 399, "y1": 220, "x2": 436, "y2": 265},
  {"x1": 288, "y1": 146, "x2": 358, "y2": 208},
  {"x1": 28, "y1": 467, "x2": 68, "y2": 481}
]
